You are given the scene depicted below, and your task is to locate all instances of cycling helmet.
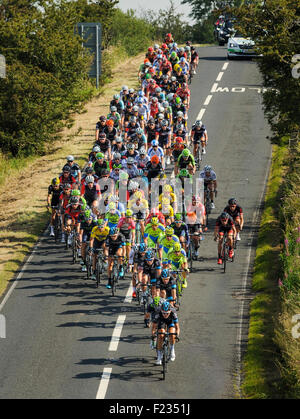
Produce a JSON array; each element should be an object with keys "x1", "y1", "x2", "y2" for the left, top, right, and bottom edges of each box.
[
  {"x1": 129, "y1": 88, "x2": 135, "y2": 94},
  {"x1": 122, "y1": 85, "x2": 128, "y2": 91},
  {"x1": 133, "y1": 105, "x2": 139, "y2": 112},
  {"x1": 99, "y1": 133, "x2": 106, "y2": 139},
  {"x1": 185, "y1": 46, "x2": 191, "y2": 52},
  {"x1": 99, "y1": 115, "x2": 106, "y2": 122},
  {"x1": 126, "y1": 209, "x2": 133, "y2": 217},
  {"x1": 175, "y1": 137, "x2": 183, "y2": 144},
  {"x1": 161, "y1": 120, "x2": 168, "y2": 127},
  {"x1": 63, "y1": 183, "x2": 71, "y2": 190},
  {"x1": 221, "y1": 212, "x2": 230, "y2": 220},
  {"x1": 70, "y1": 196, "x2": 79, "y2": 205},
  {"x1": 136, "y1": 128, "x2": 144, "y2": 134},
  {"x1": 110, "y1": 106, "x2": 117, "y2": 112},
  {"x1": 71, "y1": 189, "x2": 81, "y2": 197},
  {"x1": 113, "y1": 94, "x2": 120, "y2": 100},
  {"x1": 127, "y1": 143, "x2": 135, "y2": 150},
  {"x1": 67, "y1": 155, "x2": 74, "y2": 162},
  {"x1": 161, "y1": 301, "x2": 171, "y2": 312},
  {"x1": 139, "y1": 243, "x2": 146, "y2": 252},
  {"x1": 177, "y1": 111, "x2": 184, "y2": 118},
  {"x1": 139, "y1": 147, "x2": 146, "y2": 155},
  {"x1": 52, "y1": 177, "x2": 60, "y2": 186},
  {"x1": 155, "y1": 87, "x2": 162, "y2": 93},
  {"x1": 130, "y1": 116, "x2": 137, "y2": 122},
  {"x1": 114, "y1": 152, "x2": 121, "y2": 160},
  {"x1": 120, "y1": 172, "x2": 129, "y2": 181},
  {"x1": 128, "y1": 180, "x2": 138, "y2": 191},
  {"x1": 97, "y1": 218, "x2": 104, "y2": 227},
  {"x1": 137, "y1": 169, "x2": 144, "y2": 176},
  {"x1": 110, "y1": 227, "x2": 119, "y2": 235},
  {"x1": 151, "y1": 139, "x2": 159, "y2": 147},
  {"x1": 173, "y1": 243, "x2": 181, "y2": 252},
  {"x1": 158, "y1": 113, "x2": 164, "y2": 120},
  {"x1": 96, "y1": 152, "x2": 105, "y2": 159},
  {"x1": 175, "y1": 97, "x2": 182, "y2": 104},
  {"x1": 109, "y1": 202, "x2": 116, "y2": 211},
  {"x1": 127, "y1": 157, "x2": 135, "y2": 165},
  {"x1": 195, "y1": 120, "x2": 203, "y2": 127},
  {"x1": 148, "y1": 47, "x2": 154, "y2": 52},
  {"x1": 151, "y1": 217, "x2": 159, "y2": 225},
  {"x1": 161, "y1": 269, "x2": 170, "y2": 279},
  {"x1": 182, "y1": 149, "x2": 190, "y2": 157},
  {"x1": 145, "y1": 250, "x2": 154, "y2": 261},
  {"x1": 84, "y1": 209, "x2": 91, "y2": 219},
  {"x1": 165, "y1": 227, "x2": 174, "y2": 236},
  {"x1": 85, "y1": 175, "x2": 94, "y2": 184},
  {"x1": 171, "y1": 51, "x2": 177, "y2": 58},
  {"x1": 151, "y1": 156, "x2": 160, "y2": 164},
  {"x1": 204, "y1": 165, "x2": 212, "y2": 172},
  {"x1": 63, "y1": 165, "x2": 71, "y2": 173},
  {"x1": 229, "y1": 198, "x2": 237, "y2": 205},
  {"x1": 93, "y1": 146, "x2": 101, "y2": 153},
  {"x1": 116, "y1": 137, "x2": 123, "y2": 143}
]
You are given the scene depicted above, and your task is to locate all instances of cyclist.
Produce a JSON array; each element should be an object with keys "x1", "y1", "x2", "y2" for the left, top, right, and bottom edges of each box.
[
  {"x1": 47, "y1": 178, "x2": 63, "y2": 237},
  {"x1": 158, "y1": 227, "x2": 180, "y2": 262},
  {"x1": 144, "y1": 156, "x2": 164, "y2": 184},
  {"x1": 145, "y1": 296, "x2": 166, "y2": 334},
  {"x1": 186, "y1": 195, "x2": 206, "y2": 259},
  {"x1": 199, "y1": 165, "x2": 217, "y2": 210},
  {"x1": 223, "y1": 198, "x2": 244, "y2": 242},
  {"x1": 132, "y1": 243, "x2": 147, "y2": 299},
  {"x1": 96, "y1": 132, "x2": 112, "y2": 160},
  {"x1": 95, "y1": 115, "x2": 107, "y2": 141},
  {"x1": 175, "y1": 148, "x2": 196, "y2": 176},
  {"x1": 155, "y1": 269, "x2": 177, "y2": 305},
  {"x1": 158, "y1": 198, "x2": 175, "y2": 226},
  {"x1": 80, "y1": 175, "x2": 101, "y2": 212},
  {"x1": 191, "y1": 120, "x2": 208, "y2": 157},
  {"x1": 104, "y1": 202, "x2": 122, "y2": 230},
  {"x1": 90, "y1": 219, "x2": 110, "y2": 280},
  {"x1": 59, "y1": 165, "x2": 77, "y2": 187},
  {"x1": 141, "y1": 249, "x2": 162, "y2": 298},
  {"x1": 153, "y1": 300, "x2": 180, "y2": 365},
  {"x1": 105, "y1": 227, "x2": 126, "y2": 289},
  {"x1": 147, "y1": 140, "x2": 165, "y2": 167},
  {"x1": 79, "y1": 210, "x2": 98, "y2": 272},
  {"x1": 145, "y1": 208, "x2": 166, "y2": 227},
  {"x1": 175, "y1": 82, "x2": 190, "y2": 109},
  {"x1": 144, "y1": 217, "x2": 165, "y2": 250},
  {"x1": 117, "y1": 209, "x2": 136, "y2": 264},
  {"x1": 63, "y1": 196, "x2": 82, "y2": 245},
  {"x1": 190, "y1": 46, "x2": 199, "y2": 74},
  {"x1": 93, "y1": 153, "x2": 110, "y2": 179},
  {"x1": 167, "y1": 242, "x2": 188, "y2": 288},
  {"x1": 155, "y1": 120, "x2": 172, "y2": 165},
  {"x1": 159, "y1": 184, "x2": 177, "y2": 214},
  {"x1": 214, "y1": 212, "x2": 236, "y2": 265},
  {"x1": 64, "y1": 155, "x2": 81, "y2": 185},
  {"x1": 128, "y1": 191, "x2": 149, "y2": 237},
  {"x1": 171, "y1": 214, "x2": 190, "y2": 253}
]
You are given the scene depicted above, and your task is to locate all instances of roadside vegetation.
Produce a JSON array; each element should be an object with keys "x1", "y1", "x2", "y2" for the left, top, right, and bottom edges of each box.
[{"x1": 229, "y1": 0, "x2": 300, "y2": 399}]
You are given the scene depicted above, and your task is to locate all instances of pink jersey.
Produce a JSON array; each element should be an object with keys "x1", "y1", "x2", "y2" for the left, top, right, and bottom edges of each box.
[{"x1": 117, "y1": 218, "x2": 136, "y2": 231}]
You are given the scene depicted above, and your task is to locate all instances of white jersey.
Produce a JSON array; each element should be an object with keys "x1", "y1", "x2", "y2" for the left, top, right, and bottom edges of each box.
[{"x1": 199, "y1": 170, "x2": 217, "y2": 181}]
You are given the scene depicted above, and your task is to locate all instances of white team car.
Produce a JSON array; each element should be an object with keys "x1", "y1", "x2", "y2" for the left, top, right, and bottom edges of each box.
[{"x1": 227, "y1": 35, "x2": 259, "y2": 59}]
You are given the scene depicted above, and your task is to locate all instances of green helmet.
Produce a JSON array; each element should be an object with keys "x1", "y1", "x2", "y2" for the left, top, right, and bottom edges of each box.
[
  {"x1": 120, "y1": 172, "x2": 129, "y2": 181},
  {"x1": 173, "y1": 243, "x2": 181, "y2": 252},
  {"x1": 84, "y1": 209, "x2": 91, "y2": 219},
  {"x1": 175, "y1": 96, "x2": 181, "y2": 104},
  {"x1": 126, "y1": 209, "x2": 133, "y2": 217},
  {"x1": 171, "y1": 51, "x2": 177, "y2": 58},
  {"x1": 175, "y1": 213, "x2": 183, "y2": 221},
  {"x1": 96, "y1": 152, "x2": 105, "y2": 159},
  {"x1": 165, "y1": 227, "x2": 174, "y2": 236},
  {"x1": 97, "y1": 218, "x2": 104, "y2": 227},
  {"x1": 71, "y1": 189, "x2": 81, "y2": 197},
  {"x1": 182, "y1": 149, "x2": 190, "y2": 158}
]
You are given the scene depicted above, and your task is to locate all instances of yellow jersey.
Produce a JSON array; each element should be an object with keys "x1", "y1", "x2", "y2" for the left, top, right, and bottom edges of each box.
[
  {"x1": 159, "y1": 204, "x2": 174, "y2": 218},
  {"x1": 91, "y1": 226, "x2": 110, "y2": 242}
]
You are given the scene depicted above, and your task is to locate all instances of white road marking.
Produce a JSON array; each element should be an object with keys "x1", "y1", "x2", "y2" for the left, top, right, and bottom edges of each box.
[
  {"x1": 96, "y1": 368, "x2": 112, "y2": 399},
  {"x1": 216, "y1": 72, "x2": 224, "y2": 82},
  {"x1": 204, "y1": 95, "x2": 213, "y2": 106},
  {"x1": 211, "y1": 83, "x2": 218, "y2": 93},
  {"x1": 109, "y1": 315, "x2": 126, "y2": 352},
  {"x1": 196, "y1": 109, "x2": 206, "y2": 121},
  {"x1": 124, "y1": 283, "x2": 133, "y2": 304},
  {"x1": 222, "y1": 62, "x2": 229, "y2": 71}
]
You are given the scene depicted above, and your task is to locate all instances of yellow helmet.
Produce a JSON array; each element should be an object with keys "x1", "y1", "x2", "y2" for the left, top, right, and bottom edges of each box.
[
  {"x1": 151, "y1": 217, "x2": 159, "y2": 226},
  {"x1": 134, "y1": 191, "x2": 143, "y2": 200},
  {"x1": 52, "y1": 177, "x2": 60, "y2": 186},
  {"x1": 163, "y1": 184, "x2": 173, "y2": 193}
]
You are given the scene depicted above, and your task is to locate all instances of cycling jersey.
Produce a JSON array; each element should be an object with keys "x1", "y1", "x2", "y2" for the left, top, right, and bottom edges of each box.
[
  {"x1": 158, "y1": 204, "x2": 174, "y2": 218},
  {"x1": 144, "y1": 223, "x2": 165, "y2": 245},
  {"x1": 167, "y1": 248, "x2": 187, "y2": 269},
  {"x1": 128, "y1": 199, "x2": 149, "y2": 217},
  {"x1": 106, "y1": 234, "x2": 126, "y2": 255},
  {"x1": 157, "y1": 127, "x2": 171, "y2": 147},
  {"x1": 215, "y1": 216, "x2": 235, "y2": 232},
  {"x1": 156, "y1": 277, "x2": 177, "y2": 297},
  {"x1": 223, "y1": 205, "x2": 243, "y2": 219},
  {"x1": 48, "y1": 185, "x2": 63, "y2": 207},
  {"x1": 177, "y1": 153, "x2": 195, "y2": 169},
  {"x1": 191, "y1": 125, "x2": 207, "y2": 143},
  {"x1": 64, "y1": 206, "x2": 81, "y2": 222},
  {"x1": 159, "y1": 235, "x2": 179, "y2": 257},
  {"x1": 105, "y1": 210, "x2": 122, "y2": 228},
  {"x1": 117, "y1": 217, "x2": 136, "y2": 231},
  {"x1": 91, "y1": 226, "x2": 110, "y2": 242},
  {"x1": 170, "y1": 222, "x2": 189, "y2": 241},
  {"x1": 81, "y1": 220, "x2": 98, "y2": 242},
  {"x1": 153, "y1": 307, "x2": 178, "y2": 328},
  {"x1": 81, "y1": 183, "x2": 101, "y2": 206},
  {"x1": 199, "y1": 170, "x2": 217, "y2": 182},
  {"x1": 145, "y1": 212, "x2": 166, "y2": 226},
  {"x1": 141, "y1": 258, "x2": 161, "y2": 284}
]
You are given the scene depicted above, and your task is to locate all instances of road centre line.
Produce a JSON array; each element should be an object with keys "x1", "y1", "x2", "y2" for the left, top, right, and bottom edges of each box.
[
  {"x1": 196, "y1": 108, "x2": 206, "y2": 121},
  {"x1": 124, "y1": 283, "x2": 133, "y2": 304},
  {"x1": 216, "y1": 72, "x2": 224, "y2": 82},
  {"x1": 96, "y1": 368, "x2": 112, "y2": 399},
  {"x1": 211, "y1": 83, "x2": 218, "y2": 93},
  {"x1": 109, "y1": 315, "x2": 126, "y2": 352},
  {"x1": 204, "y1": 95, "x2": 213, "y2": 106},
  {"x1": 222, "y1": 62, "x2": 229, "y2": 71}
]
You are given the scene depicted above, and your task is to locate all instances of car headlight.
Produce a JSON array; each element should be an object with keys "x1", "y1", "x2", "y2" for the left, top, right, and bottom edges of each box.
[{"x1": 229, "y1": 42, "x2": 239, "y2": 49}]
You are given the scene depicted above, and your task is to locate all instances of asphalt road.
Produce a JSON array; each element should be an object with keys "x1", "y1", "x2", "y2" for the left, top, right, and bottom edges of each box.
[{"x1": 0, "y1": 46, "x2": 272, "y2": 399}]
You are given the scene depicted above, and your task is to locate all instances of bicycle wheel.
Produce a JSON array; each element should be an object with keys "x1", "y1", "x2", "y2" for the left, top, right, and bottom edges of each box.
[
  {"x1": 112, "y1": 263, "x2": 118, "y2": 296},
  {"x1": 188, "y1": 242, "x2": 193, "y2": 272},
  {"x1": 86, "y1": 253, "x2": 92, "y2": 280},
  {"x1": 72, "y1": 235, "x2": 77, "y2": 264},
  {"x1": 222, "y1": 240, "x2": 227, "y2": 273},
  {"x1": 96, "y1": 258, "x2": 101, "y2": 288},
  {"x1": 54, "y1": 214, "x2": 60, "y2": 243}
]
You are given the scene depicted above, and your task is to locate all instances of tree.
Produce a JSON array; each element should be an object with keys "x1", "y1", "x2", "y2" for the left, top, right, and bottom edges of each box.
[
  {"x1": 232, "y1": 0, "x2": 300, "y2": 139},
  {"x1": 181, "y1": 0, "x2": 243, "y2": 21}
]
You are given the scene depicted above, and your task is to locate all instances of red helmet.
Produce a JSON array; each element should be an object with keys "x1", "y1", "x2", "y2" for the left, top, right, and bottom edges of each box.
[
  {"x1": 148, "y1": 47, "x2": 154, "y2": 52},
  {"x1": 161, "y1": 43, "x2": 168, "y2": 50},
  {"x1": 166, "y1": 33, "x2": 172, "y2": 39},
  {"x1": 151, "y1": 155, "x2": 160, "y2": 164},
  {"x1": 175, "y1": 137, "x2": 184, "y2": 143}
]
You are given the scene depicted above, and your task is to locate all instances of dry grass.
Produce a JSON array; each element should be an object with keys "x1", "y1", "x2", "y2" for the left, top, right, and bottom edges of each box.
[{"x1": 0, "y1": 51, "x2": 145, "y2": 297}]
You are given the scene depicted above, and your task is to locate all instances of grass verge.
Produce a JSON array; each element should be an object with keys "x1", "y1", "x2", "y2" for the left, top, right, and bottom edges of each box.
[{"x1": 241, "y1": 141, "x2": 288, "y2": 398}]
